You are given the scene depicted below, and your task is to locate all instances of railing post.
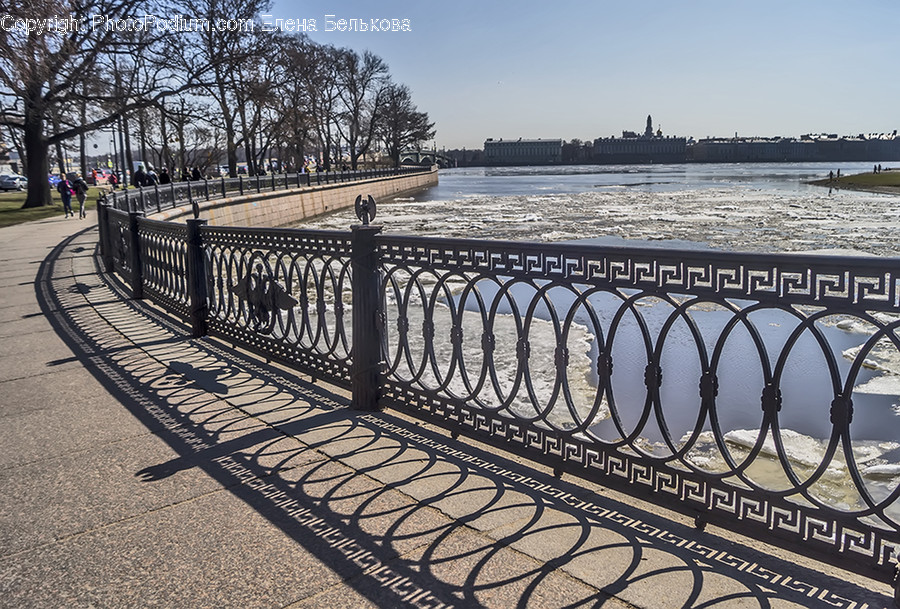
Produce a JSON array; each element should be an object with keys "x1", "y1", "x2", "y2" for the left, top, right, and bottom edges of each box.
[
  {"x1": 186, "y1": 218, "x2": 209, "y2": 338},
  {"x1": 128, "y1": 211, "x2": 144, "y2": 299},
  {"x1": 351, "y1": 222, "x2": 384, "y2": 411},
  {"x1": 204, "y1": 178, "x2": 209, "y2": 200},
  {"x1": 154, "y1": 183, "x2": 161, "y2": 213},
  {"x1": 169, "y1": 181, "x2": 176, "y2": 208},
  {"x1": 221, "y1": 176, "x2": 226, "y2": 198},
  {"x1": 239, "y1": 175, "x2": 244, "y2": 196},
  {"x1": 97, "y1": 202, "x2": 113, "y2": 273}
]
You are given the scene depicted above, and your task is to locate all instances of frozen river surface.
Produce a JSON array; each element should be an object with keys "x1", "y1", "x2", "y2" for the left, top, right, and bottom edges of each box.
[{"x1": 299, "y1": 162, "x2": 900, "y2": 256}]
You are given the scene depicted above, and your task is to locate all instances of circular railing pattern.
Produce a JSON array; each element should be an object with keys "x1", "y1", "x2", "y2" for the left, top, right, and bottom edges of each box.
[
  {"x1": 376, "y1": 236, "x2": 900, "y2": 560},
  {"x1": 202, "y1": 227, "x2": 355, "y2": 384}
]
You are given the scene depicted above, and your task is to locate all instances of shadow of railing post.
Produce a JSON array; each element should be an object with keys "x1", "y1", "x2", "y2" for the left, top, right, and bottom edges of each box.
[
  {"x1": 186, "y1": 218, "x2": 209, "y2": 338},
  {"x1": 351, "y1": 222, "x2": 384, "y2": 411}
]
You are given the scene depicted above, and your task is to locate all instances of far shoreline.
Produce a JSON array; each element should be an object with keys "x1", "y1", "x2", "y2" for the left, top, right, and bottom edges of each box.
[{"x1": 809, "y1": 169, "x2": 900, "y2": 195}]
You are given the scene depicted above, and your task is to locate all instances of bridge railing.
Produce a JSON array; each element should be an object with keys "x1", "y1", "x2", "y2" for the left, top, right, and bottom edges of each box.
[
  {"x1": 101, "y1": 166, "x2": 432, "y2": 215},
  {"x1": 96, "y1": 196, "x2": 900, "y2": 586}
]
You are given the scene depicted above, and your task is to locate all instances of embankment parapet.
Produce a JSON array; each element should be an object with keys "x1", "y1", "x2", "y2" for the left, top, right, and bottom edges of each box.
[{"x1": 149, "y1": 168, "x2": 438, "y2": 227}]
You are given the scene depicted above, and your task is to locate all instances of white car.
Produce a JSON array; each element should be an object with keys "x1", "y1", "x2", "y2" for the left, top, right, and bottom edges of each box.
[{"x1": 0, "y1": 173, "x2": 27, "y2": 191}]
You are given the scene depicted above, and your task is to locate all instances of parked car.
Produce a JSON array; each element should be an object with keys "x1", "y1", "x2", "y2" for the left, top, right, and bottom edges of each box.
[
  {"x1": 89, "y1": 169, "x2": 112, "y2": 185},
  {"x1": 48, "y1": 174, "x2": 62, "y2": 187},
  {"x1": 0, "y1": 173, "x2": 27, "y2": 191}
]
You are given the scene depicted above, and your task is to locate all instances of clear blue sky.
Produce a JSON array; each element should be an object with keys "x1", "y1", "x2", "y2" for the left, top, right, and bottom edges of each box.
[{"x1": 270, "y1": 0, "x2": 900, "y2": 150}]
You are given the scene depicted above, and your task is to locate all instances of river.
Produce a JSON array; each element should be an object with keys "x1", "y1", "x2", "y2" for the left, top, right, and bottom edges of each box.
[{"x1": 300, "y1": 161, "x2": 900, "y2": 256}]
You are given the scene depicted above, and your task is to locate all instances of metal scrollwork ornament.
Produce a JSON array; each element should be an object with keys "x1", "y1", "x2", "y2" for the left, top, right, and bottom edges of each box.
[
  {"x1": 354, "y1": 194, "x2": 377, "y2": 225},
  {"x1": 231, "y1": 263, "x2": 298, "y2": 332}
]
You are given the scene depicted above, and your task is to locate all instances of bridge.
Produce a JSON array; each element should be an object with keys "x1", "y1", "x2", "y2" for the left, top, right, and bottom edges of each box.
[{"x1": 400, "y1": 148, "x2": 456, "y2": 168}]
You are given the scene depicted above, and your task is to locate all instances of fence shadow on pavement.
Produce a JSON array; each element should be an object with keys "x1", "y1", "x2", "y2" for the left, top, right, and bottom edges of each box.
[{"x1": 34, "y1": 226, "x2": 893, "y2": 609}]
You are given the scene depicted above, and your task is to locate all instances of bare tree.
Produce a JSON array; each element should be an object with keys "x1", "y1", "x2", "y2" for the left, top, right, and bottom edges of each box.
[
  {"x1": 172, "y1": 0, "x2": 271, "y2": 177},
  {"x1": 379, "y1": 83, "x2": 435, "y2": 168},
  {"x1": 0, "y1": 0, "x2": 191, "y2": 207},
  {"x1": 273, "y1": 36, "x2": 315, "y2": 171},
  {"x1": 289, "y1": 38, "x2": 341, "y2": 170},
  {"x1": 335, "y1": 49, "x2": 388, "y2": 170}
]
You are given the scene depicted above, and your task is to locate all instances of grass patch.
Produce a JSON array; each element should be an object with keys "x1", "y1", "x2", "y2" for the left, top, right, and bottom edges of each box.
[
  {"x1": 0, "y1": 188, "x2": 106, "y2": 228},
  {"x1": 832, "y1": 170, "x2": 900, "y2": 187},
  {"x1": 810, "y1": 169, "x2": 900, "y2": 191}
]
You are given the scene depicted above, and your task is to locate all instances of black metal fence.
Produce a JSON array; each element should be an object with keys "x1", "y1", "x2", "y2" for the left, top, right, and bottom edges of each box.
[
  {"x1": 96, "y1": 198, "x2": 900, "y2": 585},
  {"x1": 102, "y1": 166, "x2": 432, "y2": 214}
]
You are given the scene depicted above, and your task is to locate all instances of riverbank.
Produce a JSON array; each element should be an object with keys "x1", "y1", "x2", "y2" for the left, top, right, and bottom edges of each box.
[{"x1": 809, "y1": 169, "x2": 900, "y2": 194}]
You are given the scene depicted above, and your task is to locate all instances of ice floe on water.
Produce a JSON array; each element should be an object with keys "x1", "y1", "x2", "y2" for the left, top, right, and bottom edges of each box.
[
  {"x1": 300, "y1": 185, "x2": 900, "y2": 256},
  {"x1": 682, "y1": 428, "x2": 900, "y2": 513}
]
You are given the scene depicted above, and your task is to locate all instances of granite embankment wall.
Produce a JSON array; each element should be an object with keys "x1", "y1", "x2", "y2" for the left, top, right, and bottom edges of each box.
[{"x1": 150, "y1": 167, "x2": 438, "y2": 227}]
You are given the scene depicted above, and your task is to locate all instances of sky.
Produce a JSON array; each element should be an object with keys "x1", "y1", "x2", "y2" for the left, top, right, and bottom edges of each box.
[{"x1": 269, "y1": 0, "x2": 900, "y2": 150}]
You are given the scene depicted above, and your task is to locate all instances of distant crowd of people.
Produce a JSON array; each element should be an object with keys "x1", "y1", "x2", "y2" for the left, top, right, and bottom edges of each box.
[{"x1": 99, "y1": 165, "x2": 211, "y2": 189}]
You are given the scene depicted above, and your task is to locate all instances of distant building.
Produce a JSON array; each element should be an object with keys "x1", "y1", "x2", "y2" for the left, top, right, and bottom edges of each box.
[
  {"x1": 476, "y1": 122, "x2": 900, "y2": 167},
  {"x1": 688, "y1": 132, "x2": 900, "y2": 162},
  {"x1": 591, "y1": 115, "x2": 687, "y2": 164},
  {"x1": 483, "y1": 138, "x2": 563, "y2": 165}
]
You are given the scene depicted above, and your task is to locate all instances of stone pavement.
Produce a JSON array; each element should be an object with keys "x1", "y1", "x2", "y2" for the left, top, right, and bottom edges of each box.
[{"x1": 0, "y1": 213, "x2": 893, "y2": 608}]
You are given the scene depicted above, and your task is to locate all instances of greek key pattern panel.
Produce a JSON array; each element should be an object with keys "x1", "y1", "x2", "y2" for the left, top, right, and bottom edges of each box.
[
  {"x1": 377, "y1": 236, "x2": 900, "y2": 312},
  {"x1": 203, "y1": 225, "x2": 353, "y2": 256},
  {"x1": 383, "y1": 381, "x2": 900, "y2": 571}
]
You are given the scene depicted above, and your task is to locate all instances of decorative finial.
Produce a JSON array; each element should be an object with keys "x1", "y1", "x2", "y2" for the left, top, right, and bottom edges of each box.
[{"x1": 354, "y1": 194, "x2": 377, "y2": 225}]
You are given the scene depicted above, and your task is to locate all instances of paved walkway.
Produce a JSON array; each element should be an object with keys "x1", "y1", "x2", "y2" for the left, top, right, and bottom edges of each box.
[{"x1": 0, "y1": 214, "x2": 893, "y2": 608}]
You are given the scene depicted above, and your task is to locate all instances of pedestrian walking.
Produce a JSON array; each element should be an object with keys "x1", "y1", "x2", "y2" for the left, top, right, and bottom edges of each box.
[
  {"x1": 56, "y1": 175, "x2": 74, "y2": 218},
  {"x1": 73, "y1": 176, "x2": 89, "y2": 219},
  {"x1": 133, "y1": 165, "x2": 147, "y2": 187}
]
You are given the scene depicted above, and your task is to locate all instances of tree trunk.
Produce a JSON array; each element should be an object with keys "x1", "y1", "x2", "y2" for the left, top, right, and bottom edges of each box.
[
  {"x1": 21, "y1": 108, "x2": 52, "y2": 207},
  {"x1": 123, "y1": 114, "x2": 134, "y2": 184},
  {"x1": 79, "y1": 131, "x2": 87, "y2": 178},
  {"x1": 159, "y1": 104, "x2": 171, "y2": 173},
  {"x1": 137, "y1": 110, "x2": 147, "y2": 170},
  {"x1": 55, "y1": 139, "x2": 65, "y2": 176},
  {"x1": 79, "y1": 86, "x2": 88, "y2": 178}
]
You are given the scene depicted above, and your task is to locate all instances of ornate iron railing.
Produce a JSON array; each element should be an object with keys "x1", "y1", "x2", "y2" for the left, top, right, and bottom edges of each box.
[
  {"x1": 101, "y1": 166, "x2": 432, "y2": 215},
  {"x1": 96, "y1": 198, "x2": 900, "y2": 585},
  {"x1": 137, "y1": 217, "x2": 190, "y2": 318},
  {"x1": 202, "y1": 224, "x2": 355, "y2": 384}
]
